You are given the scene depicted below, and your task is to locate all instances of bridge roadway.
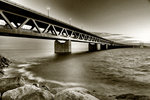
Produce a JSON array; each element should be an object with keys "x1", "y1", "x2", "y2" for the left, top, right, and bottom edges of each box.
[{"x1": 0, "y1": 0, "x2": 132, "y2": 53}]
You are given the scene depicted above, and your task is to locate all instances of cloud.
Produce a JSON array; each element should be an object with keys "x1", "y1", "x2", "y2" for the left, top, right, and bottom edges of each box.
[
  {"x1": 93, "y1": 32, "x2": 122, "y2": 37},
  {"x1": 92, "y1": 32, "x2": 137, "y2": 44}
]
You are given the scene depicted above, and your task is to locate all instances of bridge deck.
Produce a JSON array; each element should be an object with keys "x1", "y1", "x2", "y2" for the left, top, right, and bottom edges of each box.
[{"x1": 0, "y1": 0, "x2": 128, "y2": 47}]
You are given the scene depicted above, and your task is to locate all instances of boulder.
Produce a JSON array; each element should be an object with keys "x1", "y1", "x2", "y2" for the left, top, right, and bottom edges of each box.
[
  {"x1": 50, "y1": 87, "x2": 67, "y2": 95},
  {"x1": 0, "y1": 92, "x2": 1, "y2": 100},
  {"x1": 0, "y1": 55, "x2": 11, "y2": 77},
  {"x1": 0, "y1": 76, "x2": 25, "y2": 94},
  {"x1": 0, "y1": 70, "x2": 4, "y2": 78},
  {"x1": 116, "y1": 93, "x2": 150, "y2": 100},
  {"x1": 2, "y1": 84, "x2": 54, "y2": 100},
  {"x1": 0, "y1": 55, "x2": 11, "y2": 68},
  {"x1": 54, "y1": 87, "x2": 99, "y2": 100}
]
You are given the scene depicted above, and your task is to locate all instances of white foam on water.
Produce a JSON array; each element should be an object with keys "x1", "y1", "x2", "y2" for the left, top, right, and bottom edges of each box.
[
  {"x1": 146, "y1": 56, "x2": 150, "y2": 59},
  {"x1": 17, "y1": 68, "x2": 45, "y2": 82},
  {"x1": 144, "y1": 62, "x2": 150, "y2": 65},
  {"x1": 17, "y1": 64, "x2": 31, "y2": 67},
  {"x1": 24, "y1": 71, "x2": 83, "y2": 86},
  {"x1": 134, "y1": 74, "x2": 150, "y2": 83},
  {"x1": 17, "y1": 62, "x2": 39, "y2": 68},
  {"x1": 3, "y1": 67, "x2": 15, "y2": 72},
  {"x1": 17, "y1": 66, "x2": 83, "y2": 86},
  {"x1": 18, "y1": 68, "x2": 26, "y2": 73},
  {"x1": 4, "y1": 60, "x2": 84, "y2": 87},
  {"x1": 46, "y1": 79, "x2": 83, "y2": 86}
]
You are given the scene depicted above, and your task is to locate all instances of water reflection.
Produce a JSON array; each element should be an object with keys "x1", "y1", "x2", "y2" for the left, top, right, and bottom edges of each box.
[{"x1": 26, "y1": 51, "x2": 96, "y2": 83}]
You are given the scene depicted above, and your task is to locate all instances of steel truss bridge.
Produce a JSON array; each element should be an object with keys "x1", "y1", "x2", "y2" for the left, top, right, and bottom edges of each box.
[{"x1": 0, "y1": 0, "x2": 132, "y2": 50}]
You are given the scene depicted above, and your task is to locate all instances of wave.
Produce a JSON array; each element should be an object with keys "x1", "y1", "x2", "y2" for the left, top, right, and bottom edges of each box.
[{"x1": 5, "y1": 62, "x2": 84, "y2": 87}]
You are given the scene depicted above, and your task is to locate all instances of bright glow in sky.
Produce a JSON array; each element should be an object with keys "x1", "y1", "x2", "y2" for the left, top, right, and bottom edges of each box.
[{"x1": 7, "y1": 0, "x2": 150, "y2": 44}]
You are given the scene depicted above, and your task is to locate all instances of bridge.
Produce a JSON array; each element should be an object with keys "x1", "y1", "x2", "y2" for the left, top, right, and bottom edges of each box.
[{"x1": 0, "y1": 0, "x2": 132, "y2": 54}]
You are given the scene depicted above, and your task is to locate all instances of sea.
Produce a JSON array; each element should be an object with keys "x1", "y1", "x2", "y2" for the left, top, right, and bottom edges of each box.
[{"x1": 0, "y1": 36, "x2": 150, "y2": 96}]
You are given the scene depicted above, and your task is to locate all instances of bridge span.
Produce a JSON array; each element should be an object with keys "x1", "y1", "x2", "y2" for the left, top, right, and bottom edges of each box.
[{"x1": 0, "y1": 0, "x2": 132, "y2": 53}]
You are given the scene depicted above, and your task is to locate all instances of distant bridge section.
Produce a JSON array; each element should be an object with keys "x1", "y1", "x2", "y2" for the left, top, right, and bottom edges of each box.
[{"x1": 0, "y1": 0, "x2": 132, "y2": 53}]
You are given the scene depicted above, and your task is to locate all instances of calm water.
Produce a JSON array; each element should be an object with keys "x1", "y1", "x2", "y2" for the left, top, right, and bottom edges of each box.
[{"x1": 1, "y1": 36, "x2": 150, "y2": 95}]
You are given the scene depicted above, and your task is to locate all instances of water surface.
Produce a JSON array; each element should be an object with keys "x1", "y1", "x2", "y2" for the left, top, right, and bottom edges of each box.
[{"x1": 0, "y1": 36, "x2": 150, "y2": 96}]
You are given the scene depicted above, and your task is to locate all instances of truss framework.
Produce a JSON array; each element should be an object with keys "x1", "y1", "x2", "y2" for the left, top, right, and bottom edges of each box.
[{"x1": 0, "y1": 10, "x2": 112, "y2": 44}]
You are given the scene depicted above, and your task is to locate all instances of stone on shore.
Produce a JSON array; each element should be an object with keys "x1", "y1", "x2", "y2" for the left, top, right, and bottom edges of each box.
[
  {"x1": 0, "y1": 70, "x2": 3, "y2": 78},
  {"x1": 0, "y1": 55, "x2": 11, "y2": 78},
  {"x1": 0, "y1": 55, "x2": 11, "y2": 68},
  {"x1": 116, "y1": 93, "x2": 150, "y2": 100},
  {"x1": 54, "y1": 87, "x2": 99, "y2": 100},
  {"x1": 0, "y1": 76, "x2": 25, "y2": 94},
  {"x1": 2, "y1": 84, "x2": 54, "y2": 100}
]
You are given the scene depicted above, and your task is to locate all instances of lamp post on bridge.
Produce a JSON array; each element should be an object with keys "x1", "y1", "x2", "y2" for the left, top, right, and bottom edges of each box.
[
  {"x1": 47, "y1": 7, "x2": 51, "y2": 17},
  {"x1": 69, "y1": 18, "x2": 72, "y2": 25}
]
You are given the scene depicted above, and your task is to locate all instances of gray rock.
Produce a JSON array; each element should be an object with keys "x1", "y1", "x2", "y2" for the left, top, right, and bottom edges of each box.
[
  {"x1": 0, "y1": 70, "x2": 4, "y2": 78},
  {"x1": 54, "y1": 87, "x2": 99, "y2": 100},
  {"x1": 0, "y1": 76, "x2": 25, "y2": 94},
  {"x1": 2, "y1": 84, "x2": 54, "y2": 100},
  {"x1": 116, "y1": 93, "x2": 150, "y2": 100},
  {"x1": 0, "y1": 55, "x2": 11, "y2": 78},
  {"x1": 0, "y1": 92, "x2": 1, "y2": 100},
  {"x1": 0, "y1": 55, "x2": 11, "y2": 68},
  {"x1": 50, "y1": 87, "x2": 67, "y2": 95}
]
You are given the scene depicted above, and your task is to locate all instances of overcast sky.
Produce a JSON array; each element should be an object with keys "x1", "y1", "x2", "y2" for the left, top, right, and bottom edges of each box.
[{"x1": 6, "y1": 0, "x2": 150, "y2": 44}]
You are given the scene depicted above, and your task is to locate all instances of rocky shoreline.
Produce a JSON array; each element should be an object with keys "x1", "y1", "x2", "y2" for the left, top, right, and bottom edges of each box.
[{"x1": 0, "y1": 55, "x2": 150, "y2": 100}]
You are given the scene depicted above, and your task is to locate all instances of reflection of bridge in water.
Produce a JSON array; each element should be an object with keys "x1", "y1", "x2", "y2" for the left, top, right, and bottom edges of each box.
[{"x1": 0, "y1": 0, "x2": 133, "y2": 54}]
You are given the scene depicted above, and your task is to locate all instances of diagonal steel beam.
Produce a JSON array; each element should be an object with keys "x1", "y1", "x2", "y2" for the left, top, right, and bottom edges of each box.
[
  {"x1": 85, "y1": 35, "x2": 88, "y2": 40},
  {"x1": 77, "y1": 33, "x2": 81, "y2": 39},
  {"x1": 74, "y1": 32, "x2": 78, "y2": 39},
  {"x1": 95, "y1": 38, "x2": 97, "y2": 42},
  {"x1": 13, "y1": 22, "x2": 19, "y2": 28},
  {"x1": 97, "y1": 38, "x2": 99, "y2": 42},
  {"x1": 18, "y1": 18, "x2": 30, "y2": 29},
  {"x1": 32, "y1": 19, "x2": 41, "y2": 33},
  {"x1": 64, "y1": 29, "x2": 69, "y2": 37},
  {"x1": 80, "y1": 34, "x2": 84, "y2": 40},
  {"x1": 92, "y1": 37, "x2": 95, "y2": 41},
  {"x1": 43, "y1": 24, "x2": 50, "y2": 33},
  {"x1": 98, "y1": 38, "x2": 100, "y2": 42},
  {"x1": 0, "y1": 11, "x2": 14, "y2": 29},
  {"x1": 95, "y1": 38, "x2": 98, "y2": 42},
  {"x1": 58, "y1": 28, "x2": 64, "y2": 36},
  {"x1": 88, "y1": 36, "x2": 91, "y2": 41},
  {"x1": 30, "y1": 26, "x2": 34, "y2": 30},
  {"x1": 84, "y1": 34, "x2": 88, "y2": 40},
  {"x1": 52, "y1": 25, "x2": 58, "y2": 36},
  {"x1": 78, "y1": 33, "x2": 82, "y2": 39},
  {"x1": 94, "y1": 37, "x2": 96, "y2": 42},
  {"x1": 69, "y1": 31, "x2": 74, "y2": 37},
  {"x1": 89, "y1": 36, "x2": 92, "y2": 41}
]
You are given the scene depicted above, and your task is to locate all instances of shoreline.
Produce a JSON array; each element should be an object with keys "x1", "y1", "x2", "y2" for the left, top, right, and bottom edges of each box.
[
  {"x1": 0, "y1": 55, "x2": 102, "y2": 100},
  {"x1": 1, "y1": 54, "x2": 150, "y2": 100}
]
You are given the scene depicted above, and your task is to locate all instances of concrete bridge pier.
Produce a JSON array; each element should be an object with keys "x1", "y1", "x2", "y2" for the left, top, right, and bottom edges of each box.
[
  {"x1": 101, "y1": 44, "x2": 108, "y2": 50},
  {"x1": 108, "y1": 45, "x2": 112, "y2": 49},
  {"x1": 55, "y1": 40, "x2": 71, "y2": 54},
  {"x1": 108, "y1": 44, "x2": 114, "y2": 49},
  {"x1": 88, "y1": 43, "x2": 101, "y2": 52}
]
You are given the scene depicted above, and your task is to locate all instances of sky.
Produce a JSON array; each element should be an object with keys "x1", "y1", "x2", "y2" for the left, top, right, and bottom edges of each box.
[{"x1": 4, "y1": 0, "x2": 150, "y2": 44}]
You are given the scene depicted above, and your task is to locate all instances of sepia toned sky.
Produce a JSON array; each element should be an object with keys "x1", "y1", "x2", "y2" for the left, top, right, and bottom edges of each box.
[{"x1": 6, "y1": 0, "x2": 150, "y2": 44}]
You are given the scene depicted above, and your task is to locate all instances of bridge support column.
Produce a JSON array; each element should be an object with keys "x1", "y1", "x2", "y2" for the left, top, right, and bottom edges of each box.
[
  {"x1": 101, "y1": 44, "x2": 108, "y2": 50},
  {"x1": 108, "y1": 45, "x2": 112, "y2": 49},
  {"x1": 108, "y1": 45, "x2": 113, "y2": 49},
  {"x1": 106, "y1": 44, "x2": 108, "y2": 49},
  {"x1": 88, "y1": 43, "x2": 100, "y2": 51},
  {"x1": 55, "y1": 40, "x2": 71, "y2": 54}
]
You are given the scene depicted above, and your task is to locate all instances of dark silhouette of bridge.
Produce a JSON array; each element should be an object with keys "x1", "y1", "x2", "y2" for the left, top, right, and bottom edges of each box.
[{"x1": 0, "y1": 0, "x2": 133, "y2": 53}]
